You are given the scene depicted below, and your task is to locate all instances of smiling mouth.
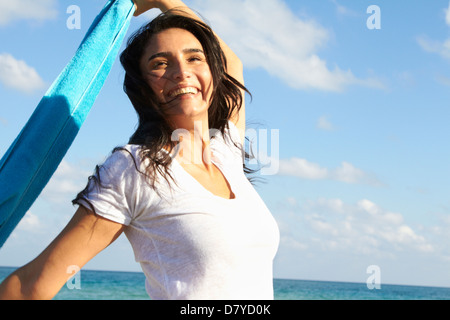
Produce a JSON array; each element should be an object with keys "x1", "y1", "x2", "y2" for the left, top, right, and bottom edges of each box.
[{"x1": 168, "y1": 87, "x2": 199, "y2": 99}]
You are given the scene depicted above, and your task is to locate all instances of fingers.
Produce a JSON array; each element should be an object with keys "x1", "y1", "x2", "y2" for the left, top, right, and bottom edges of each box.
[{"x1": 132, "y1": 0, "x2": 161, "y2": 17}]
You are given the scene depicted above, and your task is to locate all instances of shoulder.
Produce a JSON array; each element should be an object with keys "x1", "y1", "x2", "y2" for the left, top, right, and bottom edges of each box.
[
  {"x1": 103, "y1": 144, "x2": 140, "y2": 166},
  {"x1": 76, "y1": 145, "x2": 151, "y2": 225},
  {"x1": 99, "y1": 145, "x2": 144, "y2": 183}
]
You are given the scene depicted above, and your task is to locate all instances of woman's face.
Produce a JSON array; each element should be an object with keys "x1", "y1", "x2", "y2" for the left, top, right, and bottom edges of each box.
[{"x1": 140, "y1": 28, "x2": 213, "y2": 123}]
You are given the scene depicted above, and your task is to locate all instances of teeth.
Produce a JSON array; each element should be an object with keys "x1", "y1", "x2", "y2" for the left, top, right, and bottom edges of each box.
[{"x1": 169, "y1": 87, "x2": 198, "y2": 98}]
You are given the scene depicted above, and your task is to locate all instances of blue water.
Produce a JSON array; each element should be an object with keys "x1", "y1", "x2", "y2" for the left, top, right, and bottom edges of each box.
[{"x1": 1, "y1": 266, "x2": 449, "y2": 300}]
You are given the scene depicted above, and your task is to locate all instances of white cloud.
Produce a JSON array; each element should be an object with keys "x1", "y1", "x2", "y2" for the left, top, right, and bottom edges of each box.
[
  {"x1": 0, "y1": 117, "x2": 7, "y2": 126},
  {"x1": 417, "y1": 2, "x2": 450, "y2": 61},
  {"x1": 330, "y1": 0, "x2": 360, "y2": 18},
  {"x1": 0, "y1": 53, "x2": 46, "y2": 93},
  {"x1": 272, "y1": 197, "x2": 450, "y2": 285},
  {"x1": 280, "y1": 236, "x2": 308, "y2": 251},
  {"x1": 16, "y1": 211, "x2": 42, "y2": 232},
  {"x1": 436, "y1": 74, "x2": 450, "y2": 87},
  {"x1": 445, "y1": 1, "x2": 450, "y2": 26},
  {"x1": 278, "y1": 158, "x2": 328, "y2": 180},
  {"x1": 278, "y1": 157, "x2": 382, "y2": 186},
  {"x1": 417, "y1": 36, "x2": 450, "y2": 61},
  {"x1": 5, "y1": 160, "x2": 95, "y2": 252},
  {"x1": 425, "y1": 212, "x2": 450, "y2": 259},
  {"x1": 41, "y1": 160, "x2": 92, "y2": 204},
  {"x1": 190, "y1": 0, "x2": 383, "y2": 92},
  {"x1": 0, "y1": 0, "x2": 58, "y2": 26},
  {"x1": 331, "y1": 161, "x2": 367, "y2": 184},
  {"x1": 317, "y1": 115, "x2": 334, "y2": 131},
  {"x1": 279, "y1": 197, "x2": 435, "y2": 256}
]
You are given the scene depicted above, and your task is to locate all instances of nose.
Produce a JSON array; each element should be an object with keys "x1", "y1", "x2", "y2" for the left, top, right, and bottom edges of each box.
[{"x1": 171, "y1": 60, "x2": 192, "y2": 81}]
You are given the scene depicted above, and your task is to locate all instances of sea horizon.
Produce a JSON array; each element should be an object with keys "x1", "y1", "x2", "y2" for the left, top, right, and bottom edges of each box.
[
  {"x1": 1, "y1": 265, "x2": 448, "y2": 290},
  {"x1": 1, "y1": 265, "x2": 449, "y2": 300}
]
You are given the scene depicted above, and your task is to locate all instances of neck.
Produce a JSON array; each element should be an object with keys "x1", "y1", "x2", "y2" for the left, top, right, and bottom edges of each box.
[{"x1": 171, "y1": 117, "x2": 213, "y2": 168}]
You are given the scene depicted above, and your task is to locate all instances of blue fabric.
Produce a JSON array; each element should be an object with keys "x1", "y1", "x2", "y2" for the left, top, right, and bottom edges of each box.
[{"x1": 0, "y1": 0, "x2": 135, "y2": 247}]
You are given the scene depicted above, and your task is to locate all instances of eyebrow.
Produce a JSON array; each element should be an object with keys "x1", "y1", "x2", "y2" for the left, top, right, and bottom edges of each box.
[{"x1": 148, "y1": 48, "x2": 204, "y2": 62}]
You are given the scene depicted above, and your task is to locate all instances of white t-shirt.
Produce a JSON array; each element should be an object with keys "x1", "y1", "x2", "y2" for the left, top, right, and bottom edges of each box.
[{"x1": 76, "y1": 122, "x2": 280, "y2": 300}]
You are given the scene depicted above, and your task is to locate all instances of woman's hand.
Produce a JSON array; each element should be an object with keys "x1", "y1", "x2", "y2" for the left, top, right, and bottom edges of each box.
[{"x1": 133, "y1": 0, "x2": 168, "y2": 16}]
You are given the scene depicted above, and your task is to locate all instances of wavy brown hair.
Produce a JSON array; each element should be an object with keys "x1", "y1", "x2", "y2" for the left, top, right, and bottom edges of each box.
[{"x1": 120, "y1": 9, "x2": 251, "y2": 185}]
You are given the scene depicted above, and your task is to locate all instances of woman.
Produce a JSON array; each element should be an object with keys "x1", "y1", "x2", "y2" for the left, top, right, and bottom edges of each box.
[{"x1": 0, "y1": 0, "x2": 279, "y2": 300}]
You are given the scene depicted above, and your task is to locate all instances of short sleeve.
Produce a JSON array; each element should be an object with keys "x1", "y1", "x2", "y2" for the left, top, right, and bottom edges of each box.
[{"x1": 76, "y1": 148, "x2": 141, "y2": 226}]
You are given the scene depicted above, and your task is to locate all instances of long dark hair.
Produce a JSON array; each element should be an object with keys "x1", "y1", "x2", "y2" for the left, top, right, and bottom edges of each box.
[
  {"x1": 120, "y1": 10, "x2": 251, "y2": 185},
  {"x1": 74, "y1": 10, "x2": 254, "y2": 205}
]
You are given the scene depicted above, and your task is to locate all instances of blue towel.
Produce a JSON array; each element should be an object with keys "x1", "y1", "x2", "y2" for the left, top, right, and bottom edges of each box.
[{"x1": 0, "y1": 0, "x2": 135, "y2": 247}]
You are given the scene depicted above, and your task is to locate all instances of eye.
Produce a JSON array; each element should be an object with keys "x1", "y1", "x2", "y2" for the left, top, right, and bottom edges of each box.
[
  {"x1": 187, "y1": 54, "x2": 206, "y2": 63},
  {"x1": 150, "y1": 59, "x2": 168, "y2": 70}
]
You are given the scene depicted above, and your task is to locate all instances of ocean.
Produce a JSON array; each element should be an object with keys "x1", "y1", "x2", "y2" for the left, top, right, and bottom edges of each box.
[{"x1": 1, "y1": 266, "x2": 449, "y2": 300}]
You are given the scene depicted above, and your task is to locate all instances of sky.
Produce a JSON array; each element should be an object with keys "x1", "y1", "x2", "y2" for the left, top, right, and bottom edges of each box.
[{"x1": 1, "y1": 0, "x2": 450, "y2": 289}]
